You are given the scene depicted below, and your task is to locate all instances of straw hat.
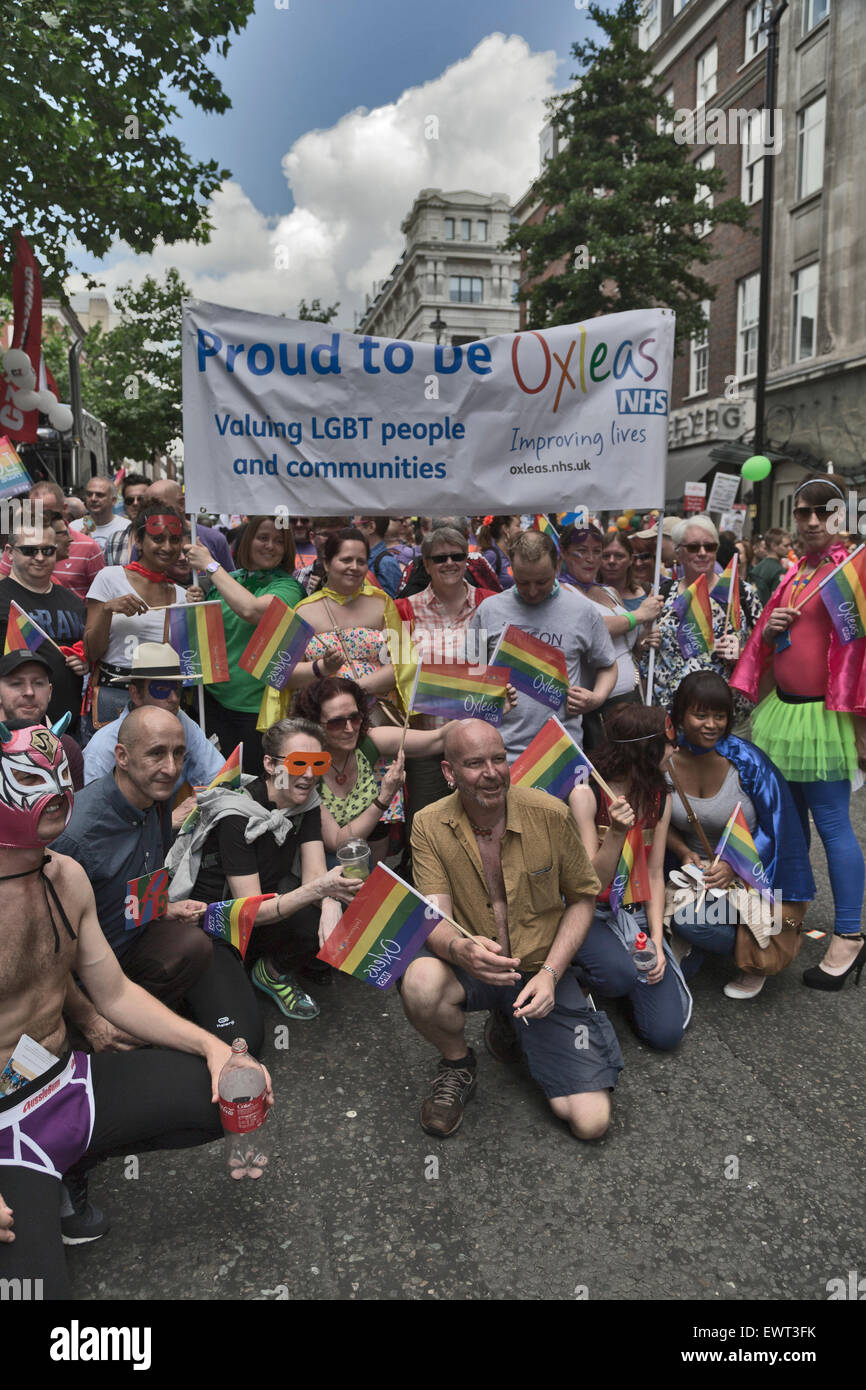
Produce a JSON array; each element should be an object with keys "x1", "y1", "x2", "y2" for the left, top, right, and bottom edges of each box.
[{"x1": 109, "y1": 642, "x2": 200, "y2": 683}]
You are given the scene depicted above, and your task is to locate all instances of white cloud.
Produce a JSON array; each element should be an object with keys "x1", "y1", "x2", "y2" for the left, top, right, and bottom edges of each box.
[{"x1": 67, "y1": 33, "x2": 557, "y2": 327}]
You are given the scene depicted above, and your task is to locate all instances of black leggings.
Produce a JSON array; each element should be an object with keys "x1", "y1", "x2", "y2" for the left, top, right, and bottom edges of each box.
[
  {"x1": 0, "y1": 1049, "x2": 222, "y2": 1300},
  {"x1": 202, "y1": 690, "x2": 265, "y2": 778}
]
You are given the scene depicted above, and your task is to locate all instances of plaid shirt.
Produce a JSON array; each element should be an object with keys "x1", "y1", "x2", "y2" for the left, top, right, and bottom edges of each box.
[{"x1": 396, "y1": 580, "x2": 488, "y2": 665}]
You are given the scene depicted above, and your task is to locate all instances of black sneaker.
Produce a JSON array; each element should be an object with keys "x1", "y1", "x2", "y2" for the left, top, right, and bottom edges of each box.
[
  {"x1": 483, "y1": 1008, "x2": 522, "y2": 1064},
  {"x1": 419, "y1": 1049, "x2": 478, "y2": 1138},
  {"x1": 60, "y1": 1173, "x2": 110, "y2": 1245}
]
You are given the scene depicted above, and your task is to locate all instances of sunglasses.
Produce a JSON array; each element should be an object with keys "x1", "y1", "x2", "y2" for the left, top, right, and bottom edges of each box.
[
  {"x1": 323, "y1": 712, "x2": 362, "y2": 732},
  {"x1": 147, "y1": 680, "x2": 178, "y2": 700},
  {"x1": 428, "y1": 552, "x2": 467, "y2": 565},
  {"x1": 631, "y1": 551, "x2": 654, "y2": 562},
  {"x1": 144, "y1": 516, "x2": 183, "y2": 538},
  {"x1": 14, "y1": 544, "x2": 56, "y2": 557},
  {"x1": 682, "y1": 541, "x2": 718, "y2": 554},
  {"x1": 282, "y1": 751, "x2": 332, "y2": 775},
  {"x1": 793, "y1": 505, "x2": 831, "y2": 521}
]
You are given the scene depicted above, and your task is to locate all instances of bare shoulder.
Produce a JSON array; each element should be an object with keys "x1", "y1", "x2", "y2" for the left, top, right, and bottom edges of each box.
[{"x1": 44, "y1": 850, "x2": 94, "y2": 919}]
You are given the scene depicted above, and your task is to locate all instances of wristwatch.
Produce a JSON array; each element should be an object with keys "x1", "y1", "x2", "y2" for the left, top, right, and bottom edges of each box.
[{"x1": 205, "y1": 560, "x2": 221, "y2": 575}]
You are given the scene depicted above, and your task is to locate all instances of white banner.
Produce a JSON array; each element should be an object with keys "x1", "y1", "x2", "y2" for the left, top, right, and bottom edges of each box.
[{"x1": 182, "y1": 302, "x2": 675, "y2": 516}]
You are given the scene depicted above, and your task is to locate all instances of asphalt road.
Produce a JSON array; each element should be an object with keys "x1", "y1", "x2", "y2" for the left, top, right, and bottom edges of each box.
[{"x1": 67, "y1": 792, "x2": 866, "y2": 1305}]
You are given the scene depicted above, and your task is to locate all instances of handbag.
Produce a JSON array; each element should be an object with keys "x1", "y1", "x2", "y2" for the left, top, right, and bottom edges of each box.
[
  {"x1": 321, "y1": 598, "x2": 403, "y2": 727},
  {"x1": 668, "y1": 758, "x2": 804, "y2": 977}
]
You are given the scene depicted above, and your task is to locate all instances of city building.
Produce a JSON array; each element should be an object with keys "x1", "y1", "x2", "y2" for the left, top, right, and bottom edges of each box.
[{"x1": 357, "y1": 189, "x2": 520, "y2": 344}]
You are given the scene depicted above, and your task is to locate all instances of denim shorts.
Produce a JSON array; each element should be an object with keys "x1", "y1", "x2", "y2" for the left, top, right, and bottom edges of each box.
[{"x1": 409, "y1": 948, "x2": 624, "y2": 1099}]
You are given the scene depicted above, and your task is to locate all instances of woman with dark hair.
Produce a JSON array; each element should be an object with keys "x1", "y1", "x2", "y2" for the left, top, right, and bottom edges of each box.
[
  {"x1": 84, "y1": 503, "x2": 190, "y2": 726},
  {"x1": 732, "y1": 475, "x2": 866, "y2": 991},
  {"x1": 476, "y1": 515, "x2": 521, "y2": 588},
  {"x1": 185, "y1": 515, "x2": 303, "y2": 778},
  {"x1": 569, "y1": 704, "x2": 691, "y2": 1050},
  {"x1": 666, "y1": 671, "x2": 815, "y2": 998}
]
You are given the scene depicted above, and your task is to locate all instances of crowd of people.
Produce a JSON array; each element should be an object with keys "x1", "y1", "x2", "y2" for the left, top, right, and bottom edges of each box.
[{"x1": 1, "y1": 474, "x2": 864, "y2": 1298}]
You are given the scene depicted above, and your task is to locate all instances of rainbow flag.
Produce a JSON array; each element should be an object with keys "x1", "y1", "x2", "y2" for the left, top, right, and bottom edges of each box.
[
  {"x1": 509, "y1": 716, "x2": 592, "y2": 799},
  {"x1": 711, "y1": 554, "x2": 741, "y2": 630},
  {"x1": 490, "y1": 624, "x2": 568, "y2": 711},
  {"x1": 238, "y1": 597, "x2": 314, "y2": 689},
  {"x1": 672, "y1": 573, "x2": 714, "y2": 659},
  {"x1": 166, "y1": 601, "x2": 229, "y2": 683},
  {"x1": 819, "y1": 545, "x2": 866, "y2": 645},
  {"x1": 202, "y1": 894, "x2": 275, "y2": 960},
  {"x1": 609, "y1": 825, "x2": 651, "y2": 916},
  {"x1": 3, "y1": 600, "x2": 53, "y2": 656},
  {"x1": 412, "y1": 662, "x2": 509, "y2": 725},
  {"x1": 317, "y1": 864, "x2": 443, "y2": 990},
  {"x1": 208, "y1": 743, "x2": 243, "y2": 790},
  {"x1": 532, "y1": 514, "x2": 560, "y2": 550},
  {"x1": 714, "y1": 803, "x2": 775, "y2": 905}
]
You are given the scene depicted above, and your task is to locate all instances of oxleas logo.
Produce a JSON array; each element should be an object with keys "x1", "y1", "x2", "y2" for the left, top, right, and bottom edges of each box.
[{"x1": 49, "y1": 1320, "x2": 152, "y2": 1371}]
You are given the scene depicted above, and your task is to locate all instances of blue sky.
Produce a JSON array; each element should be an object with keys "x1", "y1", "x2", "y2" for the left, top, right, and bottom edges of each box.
[{"x1": 74, "y1": 0, "x2": 620, "y2": 323}]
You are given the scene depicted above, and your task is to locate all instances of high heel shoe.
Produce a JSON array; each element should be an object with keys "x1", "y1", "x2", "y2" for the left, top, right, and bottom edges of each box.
[{"x1": 802, "y1": 934, "x2": 866, "y2": 992}]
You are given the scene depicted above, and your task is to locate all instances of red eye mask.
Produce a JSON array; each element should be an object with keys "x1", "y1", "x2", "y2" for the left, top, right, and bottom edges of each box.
[{"x1": 144, "y1": 515, "x2": 182, "y2": 538}]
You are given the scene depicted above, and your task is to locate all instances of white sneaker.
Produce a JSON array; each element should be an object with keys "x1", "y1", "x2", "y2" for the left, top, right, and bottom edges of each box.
[{"x1": 723, "y1": 973, "x2": 766, "y2": 1000}]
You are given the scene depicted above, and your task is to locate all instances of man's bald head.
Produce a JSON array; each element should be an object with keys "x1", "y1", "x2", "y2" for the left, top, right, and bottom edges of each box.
[
  {"x1": 441, "y1": 719, "x2": 510, "y2": 819},
  {"x1": 442, "y1": 718, "x2": 505, "y2": 766},
  {"x1": 116, "y1": 704, "x2": 182, "y2": 753},
  {"x1": 114, "y1": 706, "x2": 186, "y2": 804},
  {"x1": 145, "y1": 479, "x2": 184, "y2": 509}
]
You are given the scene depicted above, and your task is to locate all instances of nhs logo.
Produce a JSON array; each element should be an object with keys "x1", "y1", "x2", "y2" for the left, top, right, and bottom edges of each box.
[{"x1": 616, "y1": 388, "x2": 668, "y2": 415}]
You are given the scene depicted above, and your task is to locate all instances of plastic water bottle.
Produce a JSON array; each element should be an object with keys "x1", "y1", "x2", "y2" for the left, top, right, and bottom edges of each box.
[
  {"x1": 218, "y1": 1039, "x2": 269, "y2": 1180},
  {"x1": 630, "y1": 931, "x2": 657, "y2": 984}
]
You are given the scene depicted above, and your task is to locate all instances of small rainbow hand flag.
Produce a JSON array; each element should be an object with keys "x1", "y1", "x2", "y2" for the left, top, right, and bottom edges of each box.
[
  {"x1": 317, "y1": 864, "x2": 443, "y2": 990},
  {"x1": 238, "y1": 597, "x2": 314, "y2": 689},
  {"x1": 532, "y1": 514, "x2": 560, "y2": 550},
  {"x1": 711, "y1": 553, "x2": 741, "y2": 631},
  {"x1": 819, "y1": 545, "x2": 866, "y2": 645},
  {"x1": 672, "y1": 572, "x2": 714, "y2": 659},
  {"x1": 412, "y1": 662, "x2": 509, "y2": 725},
  {"x1": 510, "y1": 716, "x2": 592, "y2": 799},
  {"x1": 202, "y1": 894, "x2": 275, "y2": 960},
  {"x1": 609, "y1": 824, "x2": 650, "y2": 916},
  {"x1": 490, "y1": 624, "x2": 568, "y2": 711},
  {"x1": 178, "y1": 744, "x2": 243, "y2": 834},
  {"x1": 166, "y1": 601, "x2": 229, "y2": 683},
  {"x1": 4, "y1": 600, "x2": 54, "y2": 656},
  {"x1": 714, "y1": 802, "x2": 775, "y2": 906}
]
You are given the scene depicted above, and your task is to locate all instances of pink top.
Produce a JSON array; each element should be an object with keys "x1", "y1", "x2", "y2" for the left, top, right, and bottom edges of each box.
[{"x1": 773, "y1": 593, "x2": 833, "y2": 697}]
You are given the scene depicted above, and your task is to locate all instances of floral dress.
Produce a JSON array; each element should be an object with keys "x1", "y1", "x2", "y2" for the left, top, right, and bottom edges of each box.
[{"x1": 641, "y1": 580, "x2": 761, "y2": 719}]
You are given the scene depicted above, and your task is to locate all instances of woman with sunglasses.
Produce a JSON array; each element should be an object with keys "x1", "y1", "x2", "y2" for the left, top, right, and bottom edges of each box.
[
  {"x1": 569, "y1": 704, "x2": 691, "y2": 1050},
  {"x1": 666, "y1": 671, "x2": 815, "y2": 999},
  {"x1": 185, "y1": 515, "x2": 304, "y2": 778},
  {"x1": 732, "y1": 475, "x2": 866, "y2": 991},
  {"x1": 641, "y1": 514, "x2": 761, "y2": 717},
  {"x1": 182, "y1": 717, "x2": 361, "y2": 1020},
  {"x1": 560, "y1": 522, "x2": 663, "y2": 746},
  {"x1": 84, "y1": 504, "x2": 190, "y2": 727}
]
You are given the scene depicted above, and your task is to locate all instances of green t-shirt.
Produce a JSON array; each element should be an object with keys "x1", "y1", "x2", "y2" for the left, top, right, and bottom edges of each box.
[{"x1": 207, "y1": 568, "x2": 305, "y2": 713}]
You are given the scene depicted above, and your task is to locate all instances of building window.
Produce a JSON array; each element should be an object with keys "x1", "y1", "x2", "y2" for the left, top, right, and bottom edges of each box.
[
  {"x1": 797, "y1": 96, "x2": 826, "y2": 199},
  {"x1": 638, "y1": 0, "x2": 660, "y2": 50},
  {"x1": 512, "y1": 280, "x2": 521, "y2": 304},
  {"x1": 741, "y1": 110, "x2": 765, "y2": 204},
  {"x1": 696, "y1": 43, "x2": 718, "y2": 106},
  {"x1": 477, "y1": 220, "x2": 488, "y2": 242},
  {"x1": 657, "y1": 86, "x2": 675, "y2": 136},
  {"x1": 444, "y1": 218, "x2": 454, "y2": 240},
  {"x1": 745, "y1": 2, "x2": 768, "y2": 61},
  {"x1": 460, "y1": 218, "x2": 472, "y2": 241},
  {"x1": 673, "y1": 0, "x2": 691, "y2": 14},
  {"x1": 737, "y1": 273, "x2": 760, "y2": 378},
  {"x1": 804, "y1": 0, "x2": 830, "y2": 32},
  {"x1": 539, "y1": 124, "x2": 558, "y2": 167},
  {"x1": 449, "y1": 276, "x2": 482, "y2": 304},
  {"x1": 689, "y1": 301, "x2": 710, "y2": 396},
  {"x1": 792, "y1": 263, "x2": 819, "y2": 361},
  {"x1": 694, "y1": 151, "x2": 714, "y2": 237}
]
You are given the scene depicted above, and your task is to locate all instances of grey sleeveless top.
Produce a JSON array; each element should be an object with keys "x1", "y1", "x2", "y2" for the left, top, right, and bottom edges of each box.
[{"x1": 667, "y1": 762, "x2": 757, "y2": 855}]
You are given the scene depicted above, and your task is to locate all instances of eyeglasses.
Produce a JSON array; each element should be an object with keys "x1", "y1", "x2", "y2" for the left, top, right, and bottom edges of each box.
[
  {"x1": 323, "y1": 712, "x2": 362, "y2": 732},
  {"x1": 428, "y1": 553, "x2": 467, "y2": 565},
  {"x1": 793, "y1": 505, "x2": 830, "y2": 522},
  {"x1": 682, "y1": 541, "x2": 718, "y2": 554},
  {"x1": 14, "y1": 544, "x2": 56, "y2": 557},
  {"x1": 147, "y1": 681, "x2": 178, "y2": 701},
  {"x1": 631, "y1": 552, "x2": 654, "y2": 562},
  {"x1": 282, "y1": 751, "x2": 332, "y2": 775}
]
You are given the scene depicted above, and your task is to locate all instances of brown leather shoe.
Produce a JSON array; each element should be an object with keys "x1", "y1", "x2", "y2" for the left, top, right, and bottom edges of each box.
[
  {"x1": 483, "y1": 1008, "x2": 522, "y2": 1064},
  {"x1": 419, "y1": 1050, "x2": 477, "y2": 1137}
]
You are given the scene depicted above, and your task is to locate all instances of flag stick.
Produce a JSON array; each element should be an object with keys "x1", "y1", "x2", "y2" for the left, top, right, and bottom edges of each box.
[
  {"x1": 189, "y1": 517, "x2": 208, "y2": 733},
  {"x1": 722, "y1": 551, "x2": 738, "y2": 639},
  {"x1": 695, "y1": 800, "x2": 740, "y2": 911},
  {"x1": 792, "y1": 542, "x2": 865, "y2": 612},
  {"x1": 574, "y1": 741, "x2": 617, "y2": 802},
  {"x1": 645, "y1": 511, "x2": 665, "y2": 705}
]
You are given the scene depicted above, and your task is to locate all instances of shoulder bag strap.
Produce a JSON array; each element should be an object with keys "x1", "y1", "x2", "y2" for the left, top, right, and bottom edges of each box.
[
  {"x1": 668, "y1": 756, "x2": 715, "y2": 859},
  {"x1": 321, "y1": 595, "x2": 364, "y2": 681}
]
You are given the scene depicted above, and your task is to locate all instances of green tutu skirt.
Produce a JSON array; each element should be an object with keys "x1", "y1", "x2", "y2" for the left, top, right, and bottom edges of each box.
[{"x1": 751, "y1": 690, "x2": 857, "y2": 782}]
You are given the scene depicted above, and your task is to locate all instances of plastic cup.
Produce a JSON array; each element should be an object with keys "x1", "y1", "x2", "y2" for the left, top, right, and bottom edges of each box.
[{"x1": 337, "y1": 842, "x2": 371, "y2": 881}]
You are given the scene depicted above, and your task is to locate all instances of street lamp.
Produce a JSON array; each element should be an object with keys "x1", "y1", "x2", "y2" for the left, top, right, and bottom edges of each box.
[{"x1": 429, "y1": 312, "x2": 447, "y2": 345}]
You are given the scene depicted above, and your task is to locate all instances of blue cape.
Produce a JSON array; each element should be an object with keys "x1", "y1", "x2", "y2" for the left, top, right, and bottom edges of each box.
[{"x1": 714, "y1": 735, "x2": 816, "y2": 903}]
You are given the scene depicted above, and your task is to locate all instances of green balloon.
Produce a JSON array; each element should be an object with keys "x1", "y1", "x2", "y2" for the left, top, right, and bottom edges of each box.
[{"x1": 741, "y1": 455, "x2": 772, "y2": 481}]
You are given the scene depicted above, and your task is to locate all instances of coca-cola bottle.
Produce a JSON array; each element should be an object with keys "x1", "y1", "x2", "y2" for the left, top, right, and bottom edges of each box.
[{"x1": 218, "y1": 1039, "x2": 269, "y2": 1179}]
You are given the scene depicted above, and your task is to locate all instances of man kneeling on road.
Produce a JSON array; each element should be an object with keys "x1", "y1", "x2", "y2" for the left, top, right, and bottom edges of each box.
[
  {"x1": 0, "y1": 721, "x2": 272, "y2": 1298},
  {"x1": 403, "y1": 720, "x2": 623, "y2": 1141}
]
